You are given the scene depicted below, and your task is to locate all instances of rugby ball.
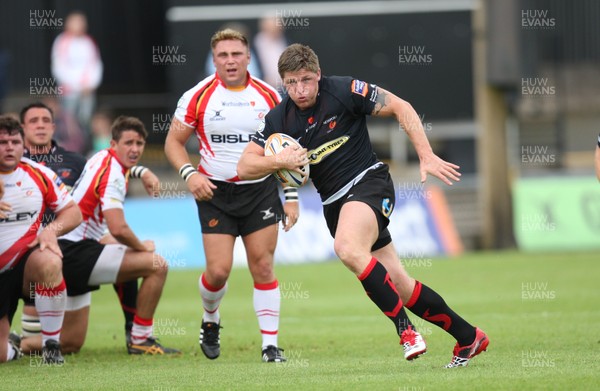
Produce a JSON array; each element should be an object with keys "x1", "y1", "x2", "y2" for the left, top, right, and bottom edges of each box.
[{"x1": 264, "y1": 133, "x2": 309, "y2": 187}]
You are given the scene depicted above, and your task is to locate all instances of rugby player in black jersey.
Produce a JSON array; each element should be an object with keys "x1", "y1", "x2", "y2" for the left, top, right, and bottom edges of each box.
[
  {"x1": 13, "y1": 102, "x2": 160, "y2": 354},
  {"x1": 238, "y1": 44, "x2": 489, "y2": 367}
]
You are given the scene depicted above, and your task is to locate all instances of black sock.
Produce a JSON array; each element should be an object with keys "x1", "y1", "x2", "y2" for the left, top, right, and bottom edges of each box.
[
  {"x1": 405, "y1": 281, "x2": 475, "y2": 346},
  {"x1": 358, "y1": 257, "x2": 414, "y2": 335},
  {"x1": 113, "y1": 280, "x2": 138, "y2": 332}
]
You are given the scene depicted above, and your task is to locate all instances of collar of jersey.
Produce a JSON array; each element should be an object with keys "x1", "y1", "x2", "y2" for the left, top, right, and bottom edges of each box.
[
  {"x1": 215, "y1": 71, "x2": 251, "y2": 91},
  {"x1": 107, "y1": 148, "x2": 128, "y2": 174}
]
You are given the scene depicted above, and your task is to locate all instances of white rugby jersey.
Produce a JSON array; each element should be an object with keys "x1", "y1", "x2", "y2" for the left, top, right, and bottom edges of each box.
[
  {"x1": 174, "y1": 72, "x2": 280, "y2": 184},
  {"x1": 0, "y1": 158, "x2": 72, "y2": 273},
  {"x1": 62, "y1": 149, "x2": 128, "y2": 242}
]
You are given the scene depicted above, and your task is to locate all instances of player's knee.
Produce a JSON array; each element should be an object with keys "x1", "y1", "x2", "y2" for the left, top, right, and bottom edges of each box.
[
  {"x1": 151, "y1": 254, "x2": 169, "y2": 279},
  {"x1": 31, "y1": 255, "x2": 63, "y2": 281},
  {"x1": 334, "y1": 238, "x2": 357, "y2": 262},
  {"x1": 249, "y1": 257, "x2": 274, "y2": 281},
  {"x1": 61, "y1": 339, "x2": 83, "y2": 354},
  {"x1": 204, "y1": 268, "x2": 230, "y2": 287},
  {"x1": 334, "y1": 239, "x2": 367, "y2": 273}
]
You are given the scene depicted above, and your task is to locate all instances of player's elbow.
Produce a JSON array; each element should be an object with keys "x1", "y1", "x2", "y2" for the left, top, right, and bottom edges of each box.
[
  {"x1": 237, "y1": 155, "x2": 254, "y2": 181},
  {"x1": 236, "y1": 164, "x2": 251, "y2": 181},
  {"x1": 107, "y1": 223, "x2": 130, "y2": 241}
]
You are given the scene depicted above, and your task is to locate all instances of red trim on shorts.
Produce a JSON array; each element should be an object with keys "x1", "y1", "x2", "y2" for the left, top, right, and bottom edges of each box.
[
  {"x1": 133, "y1": 315, "x2": 153, "y2": 326},
  {"x1": 357, "y1": 257, "x2": 378, "y2": 281},
  {"x1": 260, "y1": 329, "x2": 278, "y2": 335},
  {"x1": 254, "y1": 280, "x2": 278, "y2": 290},
  {"x1": 201, "y1": 273, "x2": 225, "y2": 292},
  {"x1": 405, "y1": 280, "x2": 423, "y2": 309}
]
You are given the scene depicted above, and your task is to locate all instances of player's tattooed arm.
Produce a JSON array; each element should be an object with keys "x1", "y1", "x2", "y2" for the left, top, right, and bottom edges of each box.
[{"x1": 372, "y1": 87, "x2": 391, "y2": 115}]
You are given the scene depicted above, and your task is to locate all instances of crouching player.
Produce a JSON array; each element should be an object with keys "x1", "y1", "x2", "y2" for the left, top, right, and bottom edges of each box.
[
  {"x1": 0, "y1": 116, "x2": 82, "y2": 364},
  {"x1": 20, "y1": 116, "x2": 179, "y2": 355}
]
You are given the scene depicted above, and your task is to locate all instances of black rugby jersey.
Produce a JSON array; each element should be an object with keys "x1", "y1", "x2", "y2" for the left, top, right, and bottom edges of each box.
[
  {"x1": 23, "y1": 140, "x2": 86, "y2": 189},
  {"x1": 24, "y1": 140, "x2": 86, "y2": 224},
  {"x1": 252, "y1": 76, "x2": 380, "y2": 201}
]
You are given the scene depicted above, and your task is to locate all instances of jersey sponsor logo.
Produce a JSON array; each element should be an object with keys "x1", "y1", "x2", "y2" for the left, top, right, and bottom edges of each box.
[
  {"x1": 308, "y1": 136, "x2": 350, "y2": 165},
  {"x1": 0, "y1": 210, "x2": 38, "y2": 223},
  {"x1": 209, "y1": 109, "x2": 226, "y2": 121},
  {"x1": 221, "y1": 101, "x2": 250, "y2": 107},
  {"x1": 323, "y1": 115, "x2": 337, "y2": 125},
  {"x1": 57, "y1": 168, "x2": 73, "y2": 180},
  {"x1": 381, "y1": 197, "x2": 393, "y2": 218},
  {"x1": 351, "y1": 80, "x2": 368, "y2": 97},
  {"x1": 257, "y1": 119, "x2": 266, "y2": 133},
  {"x1": 369, "y1": 86, "x2": 379, "y2": 103},
  {"x1": 208, "y1": 218, "x2": 219, "y2": 227},
  {"x1": 53, "y1": 175, "x2": 65, "y2": 190},
  {"x1": 210, "y1": 134, "x2": 252, "y2": 143}
]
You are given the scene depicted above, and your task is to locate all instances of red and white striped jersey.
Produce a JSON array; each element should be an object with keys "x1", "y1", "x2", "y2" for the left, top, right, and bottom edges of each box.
[
  {"x1": 62, "y1": 149, "x2": 128, "y2": 242},
  {"x1": 0, "y1": 158, "x2": 72, "y2": 273},
  {"x1": 174, "y1": 72, "x2": 280, "y2": 184}
]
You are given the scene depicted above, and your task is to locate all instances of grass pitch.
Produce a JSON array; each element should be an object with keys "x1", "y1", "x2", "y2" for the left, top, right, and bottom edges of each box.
[{"x1": 3, "y1": 250, "x2": 600, "y2": 390}]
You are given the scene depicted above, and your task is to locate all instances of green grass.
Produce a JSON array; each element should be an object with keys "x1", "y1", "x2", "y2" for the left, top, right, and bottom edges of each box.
[{"x1": 4, "y1": 250, "x2": 600, "y2": 390}]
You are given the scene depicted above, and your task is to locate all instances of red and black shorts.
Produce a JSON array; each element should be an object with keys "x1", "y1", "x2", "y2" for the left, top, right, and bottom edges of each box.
[
  {"x1": 196, "y1": 176, "x2": 284, "y2": 237},
  {"x1": 323, "y1": 164, "x2": 394, "y2": 251}
]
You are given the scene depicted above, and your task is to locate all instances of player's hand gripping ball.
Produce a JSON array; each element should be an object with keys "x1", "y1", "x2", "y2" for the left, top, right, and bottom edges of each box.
[{"x1": 264, "y1": 133, "x2": 310, "y2": 187}]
